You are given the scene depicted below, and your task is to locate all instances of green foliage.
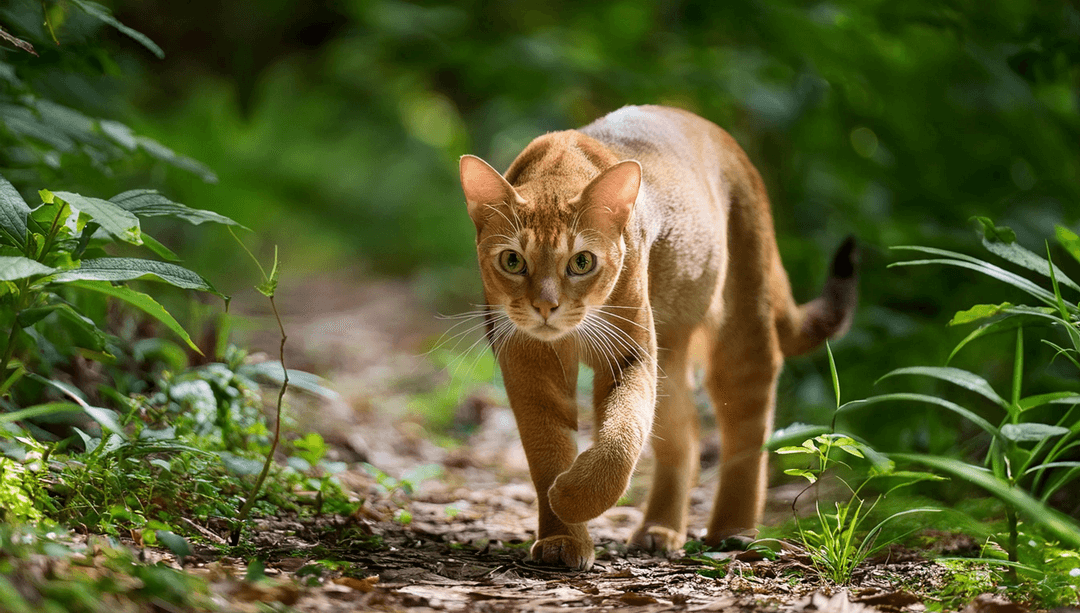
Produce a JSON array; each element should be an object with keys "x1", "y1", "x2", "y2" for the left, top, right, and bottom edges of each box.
[
  {"x1": 874, "y1": 222, "x2": 1080, "y2": 554},
  {"x1": 773, "y1": 344, "x2": 942, "y2": 585},
  {"x1": 0, "y1": 524, "x2": 213, "y2": 612},
  {"x1": 0, "y1": 178, "x2": 233, "y2": 413}
]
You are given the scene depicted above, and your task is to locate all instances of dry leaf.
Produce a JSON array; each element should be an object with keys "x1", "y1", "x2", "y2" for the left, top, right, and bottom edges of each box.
[{"x1": 333, "y1": 575, "x2": 380, "y2": 593}]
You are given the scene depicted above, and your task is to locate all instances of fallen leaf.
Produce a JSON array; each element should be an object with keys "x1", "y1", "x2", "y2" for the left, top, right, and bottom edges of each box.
[
  {"x1": 619, "y1": 592, "x2": 658, "y2": 605},
  {"x1": 334, "y1": 575, "x2": 380, "y2": 593}
]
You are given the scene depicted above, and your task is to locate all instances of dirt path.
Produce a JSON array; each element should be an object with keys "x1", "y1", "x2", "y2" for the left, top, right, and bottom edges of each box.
[{"x1": 220, "y1": 273, "x2": 962, "y2": 612}]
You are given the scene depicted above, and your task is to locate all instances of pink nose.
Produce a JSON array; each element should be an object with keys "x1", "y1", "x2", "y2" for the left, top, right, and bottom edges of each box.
[{"x1": 533, "y1": 299, "x2": 559, "y2": 320}]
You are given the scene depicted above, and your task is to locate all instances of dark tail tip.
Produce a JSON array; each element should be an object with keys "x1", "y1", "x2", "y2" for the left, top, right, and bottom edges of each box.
[{"x1": 830, "y1": 235, "x2": 859, "y2": 280}]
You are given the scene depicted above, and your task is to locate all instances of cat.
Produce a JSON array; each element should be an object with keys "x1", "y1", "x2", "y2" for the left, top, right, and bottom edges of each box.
[{"x1": 458, "y1": 105, "x2": 857, "y2": 570}]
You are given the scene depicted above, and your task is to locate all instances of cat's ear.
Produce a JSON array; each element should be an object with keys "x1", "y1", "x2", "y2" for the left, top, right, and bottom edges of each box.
[
  {"x1": 578, "y1": 160, "x2": 641, "y2": 232},
  {"x1": 460, "y1": 155, "x2": 521, "y2": 230}
]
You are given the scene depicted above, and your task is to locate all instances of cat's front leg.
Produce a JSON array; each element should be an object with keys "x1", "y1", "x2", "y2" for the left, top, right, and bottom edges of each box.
[
  {"x1": 500, "y1": 340, "x2": 594, "y2": 570},
  {"x1": 548, "y1": 355, "x2": 656, "y2": 525}
]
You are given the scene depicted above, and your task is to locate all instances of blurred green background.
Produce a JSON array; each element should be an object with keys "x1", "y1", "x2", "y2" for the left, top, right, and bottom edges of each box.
[{"x1": 2, "y1": 0, "x2": 1079, "y2": 455}]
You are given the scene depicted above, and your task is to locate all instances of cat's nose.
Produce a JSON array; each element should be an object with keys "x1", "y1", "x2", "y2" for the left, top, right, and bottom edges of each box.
[{"x1": 533, "y1": 299, "x2": 559, "y2": 320}]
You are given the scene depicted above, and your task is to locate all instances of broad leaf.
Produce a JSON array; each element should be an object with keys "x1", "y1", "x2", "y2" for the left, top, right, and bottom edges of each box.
[
  {"x1": 64, "y1": 280, "x2": 203, "y2": 354},
  {"x1": 246, "y1": 361, "x2": 338, "y2": 399},
  {"x1": 53, "y1": 191, "x2": 141, "y2": 245},
  {"x1": 139, "y1": 232, "x2": 180, "y2": 262},
  {"x1": 110, "y1": 189, "x2": 241, "y2": 227},
  {"x1": 876, "y1": 366, "x2": 1007, "y2": 408},
  {"x1": 154, "y1": 531, "x2": 192, "y2": 562},
  {"x1": 99, "y1": 119, "x2": 137, "y2": 150},
  {"x1": 949, "y1": 303, "x2": 1013, "y2": 326},
  {"x1": 0, "y1": 256, "x2": 55, "y2": 281},
  {"x1": 766, "y1": 422, "x2": 830, "y2": 450},
  {"x1": 0, "y1": 172, "x2": 30, "y2": 247},
  {"x1": 1057, "y1": 225, "x2": 1080, "y2": 265},
  {"x1": 135, "y1": 136, "x2": 218, "y2": 183},
  {"x1": 28, "y1": 374, "x2": 125, "y2": 438},
  {"x1": 52, "y1": 258, "x2": 225, "y2": 299},
  {"x1": 784, "y1": 468, "x2": 817, "y2": 483},
  {"x1": 891, "y1": 453, "x2": 1080, "y2": 549},
  {"x1": 1000, "y1": 423, "x2": 1069, "y2": 442},
  {"x1": 838, "y1": 393, "x2": 1001, "y2": 439},
  {"x1": 69, "y1": 0, "x2": 164, "y2": 59}
]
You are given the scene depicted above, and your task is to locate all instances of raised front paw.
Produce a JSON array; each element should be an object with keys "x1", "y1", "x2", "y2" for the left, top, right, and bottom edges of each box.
[
  {"x1": 630, "y1": 523, "x2": 685, "y2": 553},
  {"x1": 548, "y1": 451, "x2": 627, "y2": 524},
  {"x1": 529, "y1": 535, "x2": 595, "y2": 571}
]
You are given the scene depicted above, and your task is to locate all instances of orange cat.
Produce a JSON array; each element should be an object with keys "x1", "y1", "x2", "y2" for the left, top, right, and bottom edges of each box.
[{"x1": 459, "y1": 105, "x2": 857, "y2": 570}]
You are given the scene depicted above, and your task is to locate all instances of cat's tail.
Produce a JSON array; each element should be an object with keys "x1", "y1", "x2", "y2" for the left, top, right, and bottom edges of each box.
[{"x1": 776, "y1": 237, "x2": 859, "y2": 357}]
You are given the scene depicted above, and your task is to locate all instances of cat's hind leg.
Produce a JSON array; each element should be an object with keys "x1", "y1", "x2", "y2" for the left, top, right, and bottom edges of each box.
[
  {"x1": 704, "y1": 317, "x2": 782, "y2": 545},
  {"x1": 630, "y1": 332, "x2": 698, "y2": 553}
]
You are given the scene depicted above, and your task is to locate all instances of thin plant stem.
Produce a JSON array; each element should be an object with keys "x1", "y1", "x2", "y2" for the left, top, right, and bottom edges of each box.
[{"x1": 230, "y1": 295, "x2": 288, "y2": 546}]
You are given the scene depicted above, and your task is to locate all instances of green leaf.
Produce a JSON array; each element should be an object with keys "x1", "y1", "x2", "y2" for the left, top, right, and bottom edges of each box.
[
  {"x1": 784, "y1": 468, "x2": 818, "y2": 483},
  {"x1": 27, "y1": 374, "x2": 125, "y2": 438},
  {"x1": 63, "y1": 280, "x2": 203, "y2": 354},
  {"x1": 0, "y1": 256, "x2": 55, "y2": 281},
  {"x1": 973, "y1": 217, "x2": 1016, "y2": 243},
  {"x1": 766, "y1": 423, "x2": 830, "y2": 450},
  {"x1": 99, "y1": 119, "x2": 137, "y2": 150},
  {"x1": 0, "y1": 402, "x2": 81, "y2": 424},
  {"x1": 155, "y1": 531, "x2": 192, "y2": 562},
  {"x1": 245, "y1": 362, "x2": 339, "y2": 399},
  {"x1": 51, "y1": 258, "x2": 225, "y2": 299},
  {"x1": 256, "y1": 245, "x2": 279, "y2": 297},
  {"x1": 838, "y1": 393, "x2": 1001, "y2": 440},
  {"x1": 1018, "y1": 392, "x2": 1080, "y2": 411},
  {"x1": 69, "y1": 0, "x2": 165, "y2": 59},
  {"x1": 947, "y1": 309, "x2": 1057, "y2": 364},
  {"x1": 110, "y1": 189, "x2": 241, "y2": 227},
  {"x1": 218, "y1": 451, "x2": 263, "y2": 475},
  {"x1": 0, "y1": 172, "x2": 30, "y2": 247},
  {"x1": 52, "y1": 192, "x2": 141, "y2": 245},
  {"x1": 135, "y1": 136, "x2": 218, "y2": 183},
  {"x1": 1000, "y1": 423, "x2": 1070, "y2": 442},
  {"x1": 1057, "y1": 225, "x2": 1080, "y2": 265},
  {"x1": 139, "y1": 232, "x2": 180, "y2": 262},
  {"x1": 890, "y1": 246, "x2": 1058, "y2": 306},
  {"x1": 876, "y1": 366, "x2": 1007, "y2": 408},
  {"x1": 979, "y1": 231, "x2": 1080, "y2": 292},
  {"x1": 949, "y1": 303, "x2": 1013, "y2": 326},
  {"x1": 891, "y1": 453, "x2": 1080, "y2": 549},
  {"x1": 776, "y1": 445, "x2": 816, "y2": 455}
]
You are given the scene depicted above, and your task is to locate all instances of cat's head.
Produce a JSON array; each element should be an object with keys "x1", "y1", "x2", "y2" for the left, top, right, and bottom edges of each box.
[{"x1": 459, "y1": 154, "x2": 640, "y2": 342}]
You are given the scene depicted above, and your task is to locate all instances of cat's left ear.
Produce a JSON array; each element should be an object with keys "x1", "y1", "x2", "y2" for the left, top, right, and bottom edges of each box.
[
  {"x1": 460, "y1": 155, "x2": 522, "y2": 231},
  {"x1": 578, "y1": 160, "x2": 641, "y2": 232}
]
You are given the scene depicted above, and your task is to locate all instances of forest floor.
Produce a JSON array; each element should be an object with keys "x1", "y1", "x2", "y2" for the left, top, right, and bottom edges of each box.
[
  {"x1": 11, "y1": 272, "x2": 1050, "y2": 612},
  {"x1": 181, "y1": 270, "x2": 1029, "y2": 613}
]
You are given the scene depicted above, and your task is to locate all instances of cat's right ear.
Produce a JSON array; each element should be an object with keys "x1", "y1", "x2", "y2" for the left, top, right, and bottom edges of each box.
[{"x1": 460, "y1": 155, "x2": 521, "y2": 231}]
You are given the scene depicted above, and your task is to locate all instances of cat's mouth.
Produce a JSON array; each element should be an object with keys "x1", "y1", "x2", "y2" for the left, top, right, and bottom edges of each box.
[{"x1": 526, "y1": 322, "x2": 569, "y2": 342}]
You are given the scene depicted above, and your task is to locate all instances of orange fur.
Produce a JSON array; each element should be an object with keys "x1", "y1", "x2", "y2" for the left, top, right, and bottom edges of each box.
[{"x1": 459, "y1": 105, "x2": 857, "y2": 570}]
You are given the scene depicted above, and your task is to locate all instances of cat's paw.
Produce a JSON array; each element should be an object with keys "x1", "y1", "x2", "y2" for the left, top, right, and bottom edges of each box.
[
  {"x1": 630, "y1": 524, "x2": 685, "y2": 553},
  {"x1": 548, "y1": 452, "x2": 626, "y2": 524},
  {"x1": 529, "y1": 535, "x2": 595, "y2": 571}
]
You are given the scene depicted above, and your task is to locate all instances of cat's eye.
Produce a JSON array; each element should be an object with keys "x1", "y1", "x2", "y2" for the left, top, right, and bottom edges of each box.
[
  {"x1": 567, "y1": 251, "x2": 596, "y2": 275},
  {"x1": 499, "y1": 250, "x2": 526, "y2": 274}
]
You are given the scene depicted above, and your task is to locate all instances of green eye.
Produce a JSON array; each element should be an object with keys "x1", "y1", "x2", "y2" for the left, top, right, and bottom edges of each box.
[
  {"x1": 568, "y1": 251, "x2": 596, "y2": 275},
  {"x1": 499, "y1": 250, "x2": 526, "y2": 274}
]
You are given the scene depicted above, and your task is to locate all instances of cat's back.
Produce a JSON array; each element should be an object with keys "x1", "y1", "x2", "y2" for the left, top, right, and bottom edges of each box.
[
  {"x1": 582, "y1": 105, "x2": 739, "y2": 325},
  {"x1": 580, "y1": 105, "x2": 741, "y2": 227}
]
